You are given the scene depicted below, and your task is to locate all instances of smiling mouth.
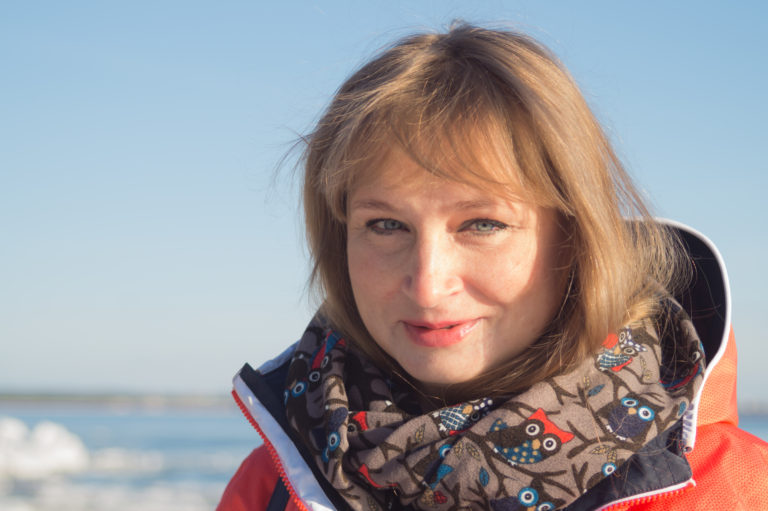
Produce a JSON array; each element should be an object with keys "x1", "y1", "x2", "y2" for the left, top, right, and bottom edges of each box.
[
  {"x1": 406, "y1": 319, "x2": 472, "y2": 329},
  {"x1": 414, "y1": 323, "x2": 458, "y2": 330},
  {"x1": 403, "y1": 319, "x2": 480, "y2": 347}
]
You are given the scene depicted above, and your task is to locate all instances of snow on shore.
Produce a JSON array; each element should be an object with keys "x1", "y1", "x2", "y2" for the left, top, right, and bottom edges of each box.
[{"x1": 0, "y1": 418, "x2": 88, "y2": 479}]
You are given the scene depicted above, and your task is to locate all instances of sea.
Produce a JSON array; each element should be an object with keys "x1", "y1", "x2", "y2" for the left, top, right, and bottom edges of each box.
[
  {"x1": 1, "y1": 396, "x2": 767, "y2": 511},
  {"x1": 0, "y1": 395, "x2": 256, "y2": 511}
]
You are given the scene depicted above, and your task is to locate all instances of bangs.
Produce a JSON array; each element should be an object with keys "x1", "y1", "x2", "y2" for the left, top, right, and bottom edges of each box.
[{"x1": 320, "y1": 84, "x2": 569, "y2": 222}]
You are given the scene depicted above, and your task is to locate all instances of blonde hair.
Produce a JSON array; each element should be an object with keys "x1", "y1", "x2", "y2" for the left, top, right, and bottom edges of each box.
[{"x1": 302, "y1": 23, "x2": 683, "y2": 400}]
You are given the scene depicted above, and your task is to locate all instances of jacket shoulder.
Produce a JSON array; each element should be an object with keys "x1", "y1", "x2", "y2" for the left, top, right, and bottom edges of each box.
[
  {"x1": 218, "y1": 446, "x2": 307, "y2": 511},
  {"x1": 686, "y1": 421, "x2": 768, "y2": 507},
  {"x1": 218, "y1": 446, "x2": 278, "y2": 511},
  {"x1": 620, "y1": 330, "x2": 768, "y2": 510},
  {"x1": 618, "y1": 424, "x2": 768, "y2": 510}
]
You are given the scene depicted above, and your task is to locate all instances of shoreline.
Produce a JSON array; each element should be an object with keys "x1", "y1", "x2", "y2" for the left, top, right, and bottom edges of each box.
[
  {"x1": 0, "y1": 392, "x2": 235, "y2": 412},
  {"x1": 2, "y1": 392, "x2": 768, "y2": 416}
]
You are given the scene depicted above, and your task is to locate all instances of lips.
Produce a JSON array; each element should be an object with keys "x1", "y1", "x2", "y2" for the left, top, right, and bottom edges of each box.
[{"x1": 402, "y1": 318, "x2": 480, "y2": 348}]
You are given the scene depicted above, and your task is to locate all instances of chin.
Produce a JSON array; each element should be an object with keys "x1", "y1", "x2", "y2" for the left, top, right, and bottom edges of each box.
[{"x1": 405, "y1": 364, "x2": 479, "y2": 389}]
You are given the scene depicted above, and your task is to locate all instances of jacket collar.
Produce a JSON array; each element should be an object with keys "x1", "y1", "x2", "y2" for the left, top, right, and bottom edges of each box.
[{"x1": 662, "y1": 220, "x2": 732, "y2": 437}]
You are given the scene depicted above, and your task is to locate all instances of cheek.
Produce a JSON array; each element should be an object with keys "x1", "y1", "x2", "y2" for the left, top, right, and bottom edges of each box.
[
  {"x1": 347, "y1": 244, "x2": 369, "y2": 302},
  {"x1": 347, "y1": 240, "x2": 396, "y2": 314},
  {"x1": 347, "y1": 243, "x2": 402, "y2": 354},
  {"x1": 476, "y1": 236, "x2": 563, "y2": 315},
  {"x1": 472, "y1": 242, "x2": 539, "y2": 300},
  {"x1": 522, "y1": 237, "x2": 568, "y2": 318}
]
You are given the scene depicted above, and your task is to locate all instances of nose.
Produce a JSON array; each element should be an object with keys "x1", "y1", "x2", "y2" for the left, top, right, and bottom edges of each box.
[{"x1": 402, "y1": 233, "x2": 463, "y2": 308}]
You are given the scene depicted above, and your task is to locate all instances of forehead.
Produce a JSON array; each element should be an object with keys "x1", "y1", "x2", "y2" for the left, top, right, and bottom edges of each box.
[
  {"x1": 349, "y1": 182, "x2": 509, "y2": 216},
  {"x1": 348, "y1": 146, "x2": 529, "y2": 207},
  {"x1": 351, "y1": 149, "x2": 439, "y2": 192}
]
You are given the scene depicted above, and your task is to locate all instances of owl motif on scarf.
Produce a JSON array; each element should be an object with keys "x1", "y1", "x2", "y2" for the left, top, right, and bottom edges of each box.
[
  {"x1": 597, "y1": 329, "x2": 647, "y2": 372},
  {"x1": 487, "y1": 408, "x2": 574, "y2": 465}
]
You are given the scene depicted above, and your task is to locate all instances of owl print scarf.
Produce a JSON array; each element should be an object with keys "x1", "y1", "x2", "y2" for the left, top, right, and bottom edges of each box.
[{"x1": 284, "y1": 298, "x2": 704, "y2": 510}]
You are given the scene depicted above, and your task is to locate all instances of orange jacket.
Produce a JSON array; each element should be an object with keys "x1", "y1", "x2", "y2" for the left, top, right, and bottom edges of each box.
[
  {"x1": 218, "y1": 224, "x2": 768, "y2": 511},
  {"x1": 605, "y1": 328, "x2": 768, "y2": 510},
  {"x1": 219, "y1": 331, "x2": 768, "y2": 511}
]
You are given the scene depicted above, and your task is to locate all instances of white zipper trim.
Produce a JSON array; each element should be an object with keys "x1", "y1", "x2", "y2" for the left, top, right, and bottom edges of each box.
[
  {"x1": 658, "y1": 219, "x2": 732, "y2": 452},
  {"x1": 233, "y1": 373, "x2": 336, "y2": 511},
  {"x1": 595, "y1": 478, "x2": 695, "y2": 511}
]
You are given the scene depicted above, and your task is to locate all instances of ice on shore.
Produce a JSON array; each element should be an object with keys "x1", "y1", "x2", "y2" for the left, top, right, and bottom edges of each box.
[
  {"x1": 0, "y1": 412, "x2": 243, "y2": 511},
  {"x1": 0, "y1": 417, "x2": 89, "y2": 479}
]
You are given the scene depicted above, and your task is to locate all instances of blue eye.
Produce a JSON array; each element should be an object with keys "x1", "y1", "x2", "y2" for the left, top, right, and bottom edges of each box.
[
  {"x1": 602, "y1": 462, "x2": 617, "y2": 476},
  {"x1": 638, "y1": 406, "x2": 655, "y2": 421},
  {"x1": 518, "y1": 487, "x2": 538, "y2": 506},
  {"x1": 328, "y1": 431, "x2": 341, "y2": 451},
  {"x1": 367, "y1": 219, "x2": 404, "y2": 234},
  {"x1": 465, "y1": 219, "x2": 507, "y2": 233},
  {"x1": 290, "y1": 381, "x2": 307, "y2": 397}
]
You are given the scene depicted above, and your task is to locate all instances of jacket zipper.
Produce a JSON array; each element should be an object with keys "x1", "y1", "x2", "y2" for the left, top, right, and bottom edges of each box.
[
  {"x1": 597, "y1": 480, "x2": 694, "y2": 510},
  {"x1": 232, "y1": 389, "x2": 311, "y2": 511}
]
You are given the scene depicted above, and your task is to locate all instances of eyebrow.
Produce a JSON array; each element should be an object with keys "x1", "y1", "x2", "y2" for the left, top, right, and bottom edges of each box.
[
  {"x1": 349, "y1": 197, "x2": 501, "y2": 212},
  {"x1": 349, "y1": 198, "x2": 394, "y2": 212},
  {"x1": 454, "y1": 199, "x2": 499, "y2": 210}
]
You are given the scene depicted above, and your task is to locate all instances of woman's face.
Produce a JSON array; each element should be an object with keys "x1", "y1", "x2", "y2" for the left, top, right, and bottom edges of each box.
[{"x1": 346, "y1": 150, "x2": 567, "y2": 389}]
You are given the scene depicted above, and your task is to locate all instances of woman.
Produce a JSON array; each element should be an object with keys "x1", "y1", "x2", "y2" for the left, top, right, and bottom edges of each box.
[{"x1": 219, "y1": 24, "x2": 768, "y2": 510}]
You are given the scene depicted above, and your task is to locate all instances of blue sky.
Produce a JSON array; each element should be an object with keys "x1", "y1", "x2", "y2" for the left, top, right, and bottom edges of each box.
[{"x1": 1, "y1": 2, "x2": 766, "y2": 404}]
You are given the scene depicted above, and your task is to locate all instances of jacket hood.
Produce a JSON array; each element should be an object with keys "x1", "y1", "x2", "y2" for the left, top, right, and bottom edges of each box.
[{"x1": 662, "y1": 220, "x2": 733, "y2": 434}]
